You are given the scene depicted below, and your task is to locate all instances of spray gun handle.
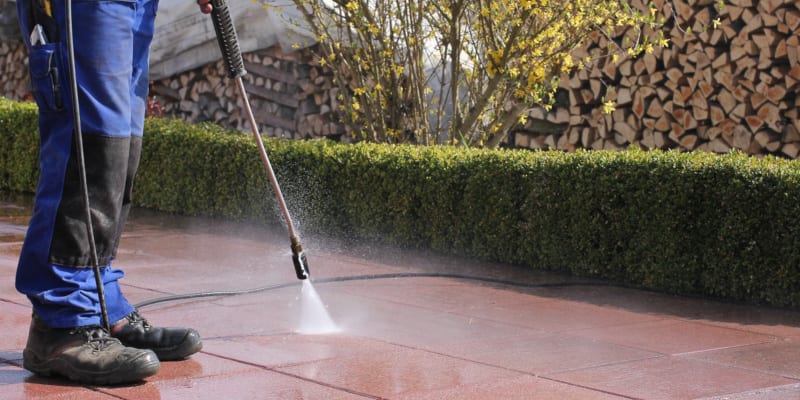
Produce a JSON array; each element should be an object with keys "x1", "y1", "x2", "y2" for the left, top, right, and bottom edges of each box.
[{"x1": 209, "y1": 0, "x2": 247, "y2": 79}]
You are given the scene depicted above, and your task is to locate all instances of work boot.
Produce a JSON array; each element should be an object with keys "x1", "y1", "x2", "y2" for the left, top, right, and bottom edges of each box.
[
  {"x1": 23, "y1": 314, "x2": 160, "y2": 385},
  {"x1": 111, "y1": 311, "x2": 202, "y2": 361}
]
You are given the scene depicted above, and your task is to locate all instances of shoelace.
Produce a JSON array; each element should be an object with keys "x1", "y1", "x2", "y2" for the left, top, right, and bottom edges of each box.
[
  {"x1": 69, "y1": 326, "x2": 117, "y2": 351},
  {"x1": 126, "y1": 311, "x2": 152, "y2": 331}
]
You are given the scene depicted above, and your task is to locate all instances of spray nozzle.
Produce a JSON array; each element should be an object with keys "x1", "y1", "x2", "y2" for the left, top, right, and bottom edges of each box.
[
  {"x1": 293, "y1": 251, "x2": 310, "y2": 280},
  {"x1": 290, "y1": 236, "x2": 310, "y2": 280}
]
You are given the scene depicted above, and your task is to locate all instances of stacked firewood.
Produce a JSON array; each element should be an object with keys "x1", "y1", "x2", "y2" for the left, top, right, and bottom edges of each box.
[
  {"x1": 0, "y1": 39, "x2": 347, "y2": 141},
  {"x1": 0, "y1": 41, "x2": 30, "y2": 101},
  {"x1": 517, "y1": 0, "x2": 800, "y2": 158},
  {"x1": 150, "y1": 45, "x2": 346, "y2": 141}
]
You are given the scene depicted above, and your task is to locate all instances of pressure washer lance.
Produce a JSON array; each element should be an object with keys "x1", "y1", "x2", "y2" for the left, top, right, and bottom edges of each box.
[
  {"x1": 64, "y1": 0, "x2": 112, "y2": 330},
  {"x1": 209, "y1": 0, "x2": 310, "y2": 280}
]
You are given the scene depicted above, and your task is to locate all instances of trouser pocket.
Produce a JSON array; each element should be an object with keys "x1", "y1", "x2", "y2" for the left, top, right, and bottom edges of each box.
[{"x1": 28, "y1": 44, "x2": 64, "y2": 112}]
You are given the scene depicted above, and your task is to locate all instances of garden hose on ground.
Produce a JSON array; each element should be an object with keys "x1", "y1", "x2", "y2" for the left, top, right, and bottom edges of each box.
[{"x1": 134, "y1": 272, "x2": 611, "y2": 309}]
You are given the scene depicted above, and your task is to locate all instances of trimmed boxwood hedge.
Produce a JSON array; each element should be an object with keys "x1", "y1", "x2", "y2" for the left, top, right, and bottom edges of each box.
[{"x1": 3, "y1": 97, "x2": 800, "y2": 308}]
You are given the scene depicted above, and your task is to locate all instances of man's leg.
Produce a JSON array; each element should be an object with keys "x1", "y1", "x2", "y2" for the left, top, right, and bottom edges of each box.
[
  {"x1": 17, "y1": 0, "x2": 140, "y2": 328},
  {"x1": 16, "y1": 0, "x2": 159, "y2": 384}
]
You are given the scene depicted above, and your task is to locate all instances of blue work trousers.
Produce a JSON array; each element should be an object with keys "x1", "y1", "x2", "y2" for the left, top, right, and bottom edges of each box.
[{"x1": 16, "y1": 0, "x2": 158, "y2": 328}]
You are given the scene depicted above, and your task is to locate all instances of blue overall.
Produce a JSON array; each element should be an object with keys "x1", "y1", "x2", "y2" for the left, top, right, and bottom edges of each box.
[{"x1": 16, "y1": 0, "x2": 158, "y2": 328}]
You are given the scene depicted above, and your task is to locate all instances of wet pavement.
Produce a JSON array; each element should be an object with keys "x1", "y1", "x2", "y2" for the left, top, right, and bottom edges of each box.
[{"x1": 2, "y1": 193, "x2": 800, "y2": 399}]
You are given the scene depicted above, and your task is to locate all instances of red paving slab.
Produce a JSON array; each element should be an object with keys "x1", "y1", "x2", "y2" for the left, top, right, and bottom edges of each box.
[
  {"x1": 400, "y1": 375, "x2": 631, "y2": 400},
  {"x1": 571, "y1": 319, "x2": 777, "y2": 356},
  {"x1": 3, "y1": 195, "x2": 800, "y2": 399},
  {"x1": 683, "y1": 339, "x2": 800, "y2": 380},
  {"x1": 548, "y1": 357, "x2": 796, "y2": 400},
  {"x1": 695, "y1": 384, "x2": 800, "y2": 400}
]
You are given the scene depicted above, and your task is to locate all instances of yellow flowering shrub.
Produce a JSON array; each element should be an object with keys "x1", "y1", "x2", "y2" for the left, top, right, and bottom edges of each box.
[{"x1": 283, "y1": 0, "x2": 663, "y2": 146}]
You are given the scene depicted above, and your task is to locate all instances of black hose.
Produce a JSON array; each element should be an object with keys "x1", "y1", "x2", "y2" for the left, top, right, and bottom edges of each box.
[
  {"x1": 65, "y1": 0, "x2": 111, "y2": 331},
  {"x1": 134, "y1": 272, "x2": 608, "y2": 309}
]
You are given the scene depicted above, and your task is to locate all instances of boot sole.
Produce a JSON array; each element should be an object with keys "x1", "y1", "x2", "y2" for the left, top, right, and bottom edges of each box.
[
  {"x1": 153, "y1": 335, "x2": 203, "y2": 361},
  {"x1": 23, "y1": 349, "x2": 160, "y2": 385},
  {"x1": 117, "y1": 330, "x2": 204, "y2": 361}
]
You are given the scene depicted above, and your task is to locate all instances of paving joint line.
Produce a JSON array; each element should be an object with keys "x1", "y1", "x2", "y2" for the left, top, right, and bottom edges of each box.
[{"x1": 200, "y1": 350, "x2": 384, "y2": 399}]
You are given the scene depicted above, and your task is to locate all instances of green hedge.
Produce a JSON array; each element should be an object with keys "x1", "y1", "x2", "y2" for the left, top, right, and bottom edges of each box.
[
  {"x1": 0, "y1": 99, "x2": 39, "y2": 192},
  {"x1": 4, "y1": 97, "x2": 800, "y2": 307}
]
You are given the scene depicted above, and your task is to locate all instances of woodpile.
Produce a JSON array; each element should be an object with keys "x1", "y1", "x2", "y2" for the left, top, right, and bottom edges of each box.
[
  {"x1": 0, "y1": 41, "x2": 31, "y2": 101},
  {"x1": 516, "y1": 0, "x2": 800, "y2": 159},
  {"x1": 0, "y1": 40, "x2": 346, "y2": 142},
  {"x1": 150, "y1": 45, "x2": 346, "y2": 141}
]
